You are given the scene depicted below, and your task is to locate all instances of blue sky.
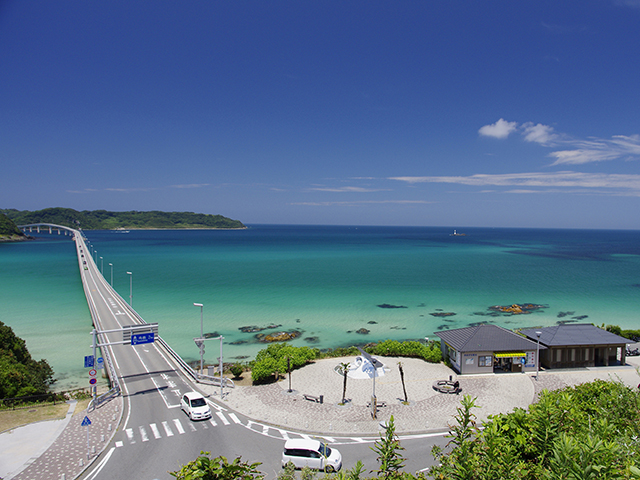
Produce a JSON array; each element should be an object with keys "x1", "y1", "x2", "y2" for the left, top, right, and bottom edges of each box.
[{"x1": 1, "y1": 1, "x2": 640, "y2": 229}]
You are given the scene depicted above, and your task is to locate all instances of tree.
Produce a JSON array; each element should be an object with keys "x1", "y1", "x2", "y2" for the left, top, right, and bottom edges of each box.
[
  {"x1": 338, "y1": 362, "x2": 350, "y2": 404},
  {"x1": 398, "y1": 362, "x2": 408, "y2": 404},
  {"x1": 371, "y1": 415, "x2": 405, "y2": 479},
  {"x1": 0, "y1": 321, "x2": 54, "y2": 399},
  {"x1": 169, "y1": 451, "x2": 264, "y2": 480}
]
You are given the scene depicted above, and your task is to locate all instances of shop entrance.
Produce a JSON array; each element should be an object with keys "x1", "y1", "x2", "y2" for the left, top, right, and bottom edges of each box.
[{"x1": 494, "y1": 353, "x2": 525, "y2": 372}]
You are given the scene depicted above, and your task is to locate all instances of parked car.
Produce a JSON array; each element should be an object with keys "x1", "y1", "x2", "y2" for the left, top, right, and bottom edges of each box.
[
  {"x1": 180, "y1": 391, "x2": 211, "y2": 421},
  {"x1": 282, "y1": 439, "x2": 342, "y2": 472}
]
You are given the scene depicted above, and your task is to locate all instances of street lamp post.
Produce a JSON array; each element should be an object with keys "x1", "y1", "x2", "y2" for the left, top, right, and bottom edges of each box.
[
  {"x1": 218, "y1": 335, "x2": 224, "y2": 398},
  {"x1": 100, "y1": 256, "x2": 103, "y2": 274},
  {"x1": 536, "y1": 331, "x2": 542, "y2": 380},
  {"x1": 194, "y1": 303, "x2": 204, "y2": 376},
  {"x1": 127, "y1": 272, "x2": 133, "y2": 306},
  {"x1": 109, "y1": 263, "x2": 113, "y2": 286}
]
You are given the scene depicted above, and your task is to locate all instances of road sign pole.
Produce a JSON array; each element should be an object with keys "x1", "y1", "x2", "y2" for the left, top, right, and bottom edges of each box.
[{"x1": 92, "y1": 329, "x2": 97, "y2": 401}]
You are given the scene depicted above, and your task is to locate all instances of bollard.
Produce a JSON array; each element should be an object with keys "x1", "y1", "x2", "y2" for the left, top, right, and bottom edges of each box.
[
  {"x1": 91, "y1": 446, "x2": 96, "y2": 454},
  {"x1": 101, "y1": 434, "x2": 105, "y2": 442},
  {"x1": 79, "y1": 459, "x2": 83, "y2": 467},
  {"x1": 319, "y1": 395, "x2": 324, "y2": 404},
  {"x1": 108, "y1": 424, "x2": 112, "y2": 431},
  {"x1": 115, "y1": 405, "x2": 118, "y2": 412},
  {"x1": 61, "y1": 474, "x2": 66, "y2": 480},
  {"x1": 112, "y1": 414, "x2": 116, "y2": 421}
]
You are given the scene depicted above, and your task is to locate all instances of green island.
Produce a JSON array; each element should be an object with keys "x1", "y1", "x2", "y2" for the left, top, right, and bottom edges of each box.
[
  {"x1": 0, "y1": 213, "x2": 27, "y2": 241},
  {"x1": 1, "y1": 207, "x2": 245, "y2": 231}
]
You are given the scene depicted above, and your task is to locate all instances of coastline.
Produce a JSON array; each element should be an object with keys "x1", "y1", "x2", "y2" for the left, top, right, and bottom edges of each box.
[{"x1": 0, "y1": 235, "x2": 32, "y2": 243}]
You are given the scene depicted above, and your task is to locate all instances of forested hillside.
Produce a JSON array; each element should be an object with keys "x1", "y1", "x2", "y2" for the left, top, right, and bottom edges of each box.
[
  {"x1": 0, "y1": 321, "x2": 54, "y2": 398},
  {"x1": 0, "y1": 213, "x2": 26, "y2": 240},
  {"x1": 1, "y1": 208, "x2": 246, "y2": 230}
]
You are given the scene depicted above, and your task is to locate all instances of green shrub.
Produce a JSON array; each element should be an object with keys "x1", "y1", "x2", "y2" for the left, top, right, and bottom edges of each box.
[
  {"x1": 251, "y1": 344, "x2": 317, "y2": 382},
  {"x1": 230, "y1": 364, "x2": 244, "y2": 378},
  {"x1": 369, "y1": 340, "x2": 442, "y2": 363}
]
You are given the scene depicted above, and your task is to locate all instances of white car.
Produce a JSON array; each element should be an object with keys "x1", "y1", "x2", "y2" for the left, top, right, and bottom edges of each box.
[
  {"x1": 282, "y1": 439, "x2": 342, "y2": 472},
  {"x1": 180, "y1": 391, "x2": 211, "y2": 421}
]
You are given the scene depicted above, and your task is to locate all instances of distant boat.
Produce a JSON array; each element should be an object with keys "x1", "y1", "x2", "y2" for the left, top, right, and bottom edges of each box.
[
  {"x1": 450, "y1": 229, "x2": 466, "y2": 236},
  {"x1": 113, "y1": 228, "x2": 130, "y2": 233}
]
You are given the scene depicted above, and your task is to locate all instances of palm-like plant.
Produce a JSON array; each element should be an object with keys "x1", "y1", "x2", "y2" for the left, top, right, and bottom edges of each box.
[
  {"x1": 338, "y1": 362, "x2": 350, "y2": 404},
  {"x1": 398, "y1": 362, "x2": 408, "y2": 404}
]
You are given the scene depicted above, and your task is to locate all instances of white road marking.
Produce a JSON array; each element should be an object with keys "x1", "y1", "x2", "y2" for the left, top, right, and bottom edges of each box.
[
  {"x1": 139, "y1": 426, "x2": 149, "y2": 442},
  {"x1": 229, "y1": 413, "x2": 241, "y2": 424},
  {"x1": 115, "y1": 441, "x2": 123, "y2": 448},
  {"x1": 216, "y1": 411, "x2": 230, "y2": 425},
  {"x1": 173, "y1": 418, "x2": 185, "y2": 434},
  {"x1": 262, "y1": 425, "x2": 269, "y2": 435},
  {"x1": 84, "y1": 446, "x2": 116, "y2": 480},
  {"x1": 208, "y1": 419, "x2": 216, "y2": 427},
  {"x1": 150, "y1": 423, "x2": 161, "y2": 439},
  {"x1": 125, "y1": 428, "x2": 135, "y2": 443},
  {"x1": 162, "y1": 421, "x2": 174, "y2": 436},
  {"x1": 189, "y1": 422, "x2": 197, "y2": 432},
  {"x1": 277, "y1": 428, "x2": 290, "y2": 440}
]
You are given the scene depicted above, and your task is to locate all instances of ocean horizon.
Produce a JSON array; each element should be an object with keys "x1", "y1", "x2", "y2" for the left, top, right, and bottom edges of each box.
[{"x1": 2, "y1": 224, "x2": 639, "y2": 391}]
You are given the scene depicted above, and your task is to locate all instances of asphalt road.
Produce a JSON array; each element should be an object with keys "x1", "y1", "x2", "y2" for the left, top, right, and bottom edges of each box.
[{"x1": 74, "y1": 233, "x2": 446, "y2": 479}]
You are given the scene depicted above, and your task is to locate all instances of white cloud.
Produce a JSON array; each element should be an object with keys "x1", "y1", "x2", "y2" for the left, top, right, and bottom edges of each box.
[
  {"x1": 170, "y1": 183, "x2": 210, "y2": 189},
  {"x1": 478, "y1": 118, "x2": 518, "y2": 139},
  {"x1": 389, "y1": 171, "x2": 640, "y2": 190},
  {"x1": 522, "y1": 122, "x2": 557, "y2": 145},
  {"x1": 309, "y1": 186, "x2": 387, "y2": 193},
  {"x1": 292, "y1": 200, "x2": 431, "y2": 206},
  {"x1": 550, "y1": 134, "x2": 640, "y2": 165},
  {"x1": 479, "y1": 118, "x2": 640, "y2": 165}
]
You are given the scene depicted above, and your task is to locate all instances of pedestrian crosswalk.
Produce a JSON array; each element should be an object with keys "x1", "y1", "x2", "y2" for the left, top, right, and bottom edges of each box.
[
  {"x1": 118, "y1": 410, "x2": 241, "y2": 447},
  {"x1": 116, "y1": 410, "x2": 431, "y2": 450}
]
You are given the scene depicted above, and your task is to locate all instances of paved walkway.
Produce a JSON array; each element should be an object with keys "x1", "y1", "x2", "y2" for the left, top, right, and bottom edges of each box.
[
  {"x1": 1, "y1": 355, "x2": 639, "y2": 479},
  {"x1": 0, "y1": 395, "x2": 122, "y2": 480},
  {"x1": 200, "y1": 355, "x2": 640, "y2": 435}
]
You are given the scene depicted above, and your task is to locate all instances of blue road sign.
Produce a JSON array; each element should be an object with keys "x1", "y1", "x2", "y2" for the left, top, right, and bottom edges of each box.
[
  {"x1": 131, "y1": 332, "x2": 154, "y2": 345},
  {"x1": 81, "y1": 416, "x2": 92, "y2": 427},
  {"x1": 96, "y1": 357, "x2": 104, "y2": 370},
  {"x1": 84, "y1": 355, "x2": 94, "y2": 368}
]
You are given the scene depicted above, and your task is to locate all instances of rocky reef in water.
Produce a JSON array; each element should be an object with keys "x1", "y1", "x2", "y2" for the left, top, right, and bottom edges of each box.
[
  {"x1": 255, "y1": 330, "x2": 301, "y2": 343},
  {"x1": 238, "y1": 324, "x2": 282, "y2": 333},
  {"x1": 488, "y1": 303, "x2": 547, "y2": 315}
]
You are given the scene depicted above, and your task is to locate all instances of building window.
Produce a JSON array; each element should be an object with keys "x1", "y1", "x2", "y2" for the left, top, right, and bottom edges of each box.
[
  {"x1": 449, "y1": 348, "x2": 458, "y2": 363},
  {"x1": 571, "y1": 349, "x2": 576, "y2": 361},
  {"x1": 556, "y1": 349, "x2": 562, "y2": 362},
  {"x1": 585, "y1": 348, "x2": 589, "y2": 361},
  {"x1": 478, "y1": 356, "x2": 492, "y2": 367}
]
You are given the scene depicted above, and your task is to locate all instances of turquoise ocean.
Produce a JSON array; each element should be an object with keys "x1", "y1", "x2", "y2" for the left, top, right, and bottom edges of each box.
[{"x1": 2, "y1": 225, "x2": 640, "y2": 391}]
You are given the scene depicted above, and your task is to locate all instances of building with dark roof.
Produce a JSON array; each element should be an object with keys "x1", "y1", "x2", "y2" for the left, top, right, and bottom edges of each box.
[
  {"x1": 520, "y1": 324, "x2": 630, "y2": 369},
  {"x1": 435, "y1": 324, "x2": 546, "y2": 375}
]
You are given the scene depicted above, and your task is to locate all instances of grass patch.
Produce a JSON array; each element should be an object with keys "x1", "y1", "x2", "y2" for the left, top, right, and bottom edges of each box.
[{"x1": 0, "y1": 398, "x2": 91, "y2": 433}]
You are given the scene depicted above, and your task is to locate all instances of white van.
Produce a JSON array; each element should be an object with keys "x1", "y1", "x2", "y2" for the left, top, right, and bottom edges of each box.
[{"x1": 281, "y1": 439, "x2": 342, "y2": 472}]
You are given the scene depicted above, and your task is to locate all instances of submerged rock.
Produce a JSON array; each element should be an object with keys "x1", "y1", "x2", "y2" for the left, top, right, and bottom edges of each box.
[
  {"x1": 430, "y1": 312, "x2": 456, "y2": 317},
  {"x1": 256, "y1": 330, "x2": 301, "y2": 343},
  {"x1": 377, "y1": 303, "x2": 408, "y2": 309},
  {"x1": 488, "y1": 303, "x2": 547, "y2": 315},
  {"x1": 356, "y1": 328, "x2": 370, "y2": 334},
  {"x1": 239, "y1": 324, "x2": 282, "y2": 333}
]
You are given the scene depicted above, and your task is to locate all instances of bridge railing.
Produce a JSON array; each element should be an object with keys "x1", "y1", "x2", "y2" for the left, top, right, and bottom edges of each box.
[
  {"x1": 75, "y1": 235, "x2": 122, "y2": 399},
  {"x1": 105, "y1": 272, "x2": 234, "y2": 388}
]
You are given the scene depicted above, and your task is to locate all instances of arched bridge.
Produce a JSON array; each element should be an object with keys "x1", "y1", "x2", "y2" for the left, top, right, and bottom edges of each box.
[{"x1": 18, "y1": 223, "x2": 80, "y2": 237}]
